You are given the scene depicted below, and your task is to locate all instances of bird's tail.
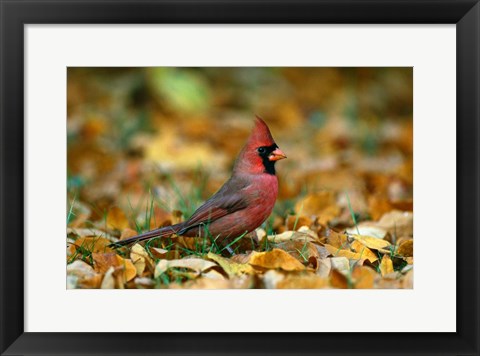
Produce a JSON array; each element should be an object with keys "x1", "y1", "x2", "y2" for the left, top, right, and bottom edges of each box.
[{"x1": 108, "y1": 223, "x2": 183, "y2": 248}]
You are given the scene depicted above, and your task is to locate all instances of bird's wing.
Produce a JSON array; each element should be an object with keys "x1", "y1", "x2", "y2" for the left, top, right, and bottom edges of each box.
[{"x1": 179, "y1": 176, "x2": 250, "y2": 233}]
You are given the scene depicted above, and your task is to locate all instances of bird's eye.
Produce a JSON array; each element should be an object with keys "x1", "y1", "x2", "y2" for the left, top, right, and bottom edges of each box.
[{"x1": 257, "y1": 147, "x2": 266, "y2": 154}]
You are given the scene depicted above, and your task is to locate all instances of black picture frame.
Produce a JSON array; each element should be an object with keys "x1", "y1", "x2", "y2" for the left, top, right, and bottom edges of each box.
[{"x1": 1, "y1": 1, "x2": 479, "y2": 355}]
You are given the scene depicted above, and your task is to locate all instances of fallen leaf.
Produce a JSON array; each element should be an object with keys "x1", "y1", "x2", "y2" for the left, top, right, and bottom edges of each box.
[
  {"x1": 379, "y1": 254, "x2": 394, "y2": 277},
  {"x1": 66, "y1": 260, "x2": 103, "y2": 289},
  {"x1": 101, "y1": 266, "x2": 115, "y2": 289},
  {"x1": 67, "y1": 227, "x2": 113, "y2": 239},
  {"x1": 330, "y1": 269, "x2": 349, "y2": 288},
  {"x1": 376, "y1": 210, "x2": 413, "y2": 237},
  {"x1": 346, "y1": 225, "x2": 388, "y2": 239},
  {"x1": 316, "y1": 258, "x2": 332, "y2": 278},
  {"x1": 350, "y1": 240, "x2": 379, "y2": 263},
  {"x1": 402, "y1": 269, "x2": 414, "y2": 288},
  {"x1": 92, "y1": 252, "x2": 118, "y2": 274},
  {"x1": 207, "y1": 252, "x2": 253, "y2": 277},
  {"x1": 150, "y1": 247, "x2": 180, "y2": 260},
  {"x1": 266, "y1": 231, "x2": 316, "y2": 243},
  {"x1": 330, "y1": 257, "x2": 350, "y2": 275},
  {"x1": 352, "y1": 266, "x2": 376, "y2": 289},
  {"x1": 273, "y1": 240, "x2": 319, "y2": 264},
  {"x1": 247, "y1": 249, "x2": 306, "y2": 271},
  {"x1": 324, "y1": 244, "x2": 370, "y2": 263},
  {"x1": 130, "y1": 243, "x2": 153, "y2": 275},
  {"x1": 154, "y1": 258, "x2": 217, "y2": 278},
  {"x1": 277, "y1": 273, "x2": 328, "y2": 289},
  {"x1": 134, "y1": 277, "x2": 155, "y2": 288},
  {"x1": 397, "y1": 239, "x2": 413, "y2": 257},
  {"x1": 92, "y1": 252, "x2": 137, "y2": 282},
  {"x1": 71, "y1": 236, "x2": 113, "y2": 253},
  {"x1": 323, "y1": 229, "x2": 348, "y2": 248},
  {"x1": 262, "y1": 270, "x2": 285, "y2": 288},
  {"x1": 349, "y1": 234, "x2": 391, "y2": 253}
]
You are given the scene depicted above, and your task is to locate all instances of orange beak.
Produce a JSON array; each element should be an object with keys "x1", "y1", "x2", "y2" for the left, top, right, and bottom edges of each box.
[{"x1": 268, "y1": 148, "x2": 287, "y2": 161}]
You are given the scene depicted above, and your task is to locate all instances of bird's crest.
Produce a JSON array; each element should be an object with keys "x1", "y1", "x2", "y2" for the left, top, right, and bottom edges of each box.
[{"x1": 246, "y1": 115, "x2": 275, "y2": 148}]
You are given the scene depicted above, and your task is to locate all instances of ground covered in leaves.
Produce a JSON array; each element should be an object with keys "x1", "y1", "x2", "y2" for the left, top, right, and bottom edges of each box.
[{"x1": 67, "y1": 67, "x2": 413, "y2": 289}]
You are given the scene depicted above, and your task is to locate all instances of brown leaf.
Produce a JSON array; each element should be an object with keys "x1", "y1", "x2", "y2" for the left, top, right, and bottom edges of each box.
[
  {"x1": 397, "y1": 239, "x2": 413, "y2": 257},
  {"x1": 330, "y1": 269, "x2": 349, "y2": 289},
  {"x1": 247, "y1": 249, "x2": 306, "y2": 271},
  {"x1": 92, "y1": 252, "x2": 118, "y2": 274},
  {"x1": 324, "y1": 229, "x2": 348, "y2": 248},
  {"x1": 92, "y1": 252, "x2": 137, "y2": 282}
]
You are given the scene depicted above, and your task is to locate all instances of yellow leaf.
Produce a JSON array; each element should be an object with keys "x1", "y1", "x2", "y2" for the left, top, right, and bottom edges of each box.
[
  {"x1": 130, "y1": 243, "x2": 153, "y2": 275},
  {"x1": 324, "y1": 243, "x2": 371, "y2": 262},
  {"x1": 116, "y1": 256, "x2": 137, "y2": 282},
  {"x1": 207, "y1": 252, "x2": 253, "y2": 277},
  {"x1": 350, "y1": 240, "x2": 378, "y2": 263},
  {"x1": 247, "y1": 249, "x2": 305, "y2": 271},
  {"x1": 379, "y1": 254, "x2": 394, "y2": 277},
  {"x1": 350, "y1": 234, "x2": 391, "y2": 253}
]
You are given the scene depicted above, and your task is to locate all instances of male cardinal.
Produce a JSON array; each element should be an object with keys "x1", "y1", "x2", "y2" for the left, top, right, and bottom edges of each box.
[{"x1": 110, "y1": 116, "x2": 286, "y2": 247}]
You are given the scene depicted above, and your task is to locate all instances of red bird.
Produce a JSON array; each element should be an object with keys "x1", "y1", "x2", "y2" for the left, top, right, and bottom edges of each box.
[{"x1": 110, "y1": 116, "x2": 286, "y2": 247}]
